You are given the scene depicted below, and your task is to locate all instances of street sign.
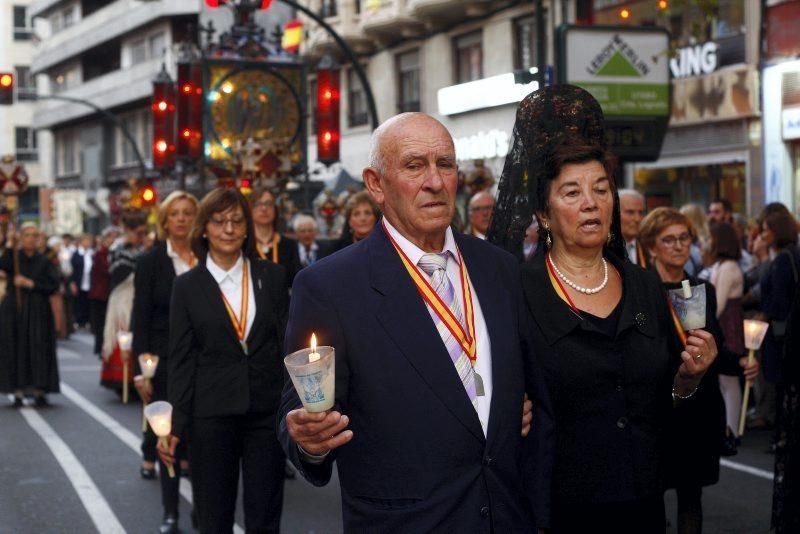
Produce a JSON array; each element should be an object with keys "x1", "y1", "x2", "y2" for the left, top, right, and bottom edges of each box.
[{"x1": 557, "y1": 25, "x2": 671, "y2": 162}]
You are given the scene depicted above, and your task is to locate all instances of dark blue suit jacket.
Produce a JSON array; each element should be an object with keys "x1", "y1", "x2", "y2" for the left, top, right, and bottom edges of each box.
[{"x1": 278, "y1": 224, "x2": 554, "y2": 532}]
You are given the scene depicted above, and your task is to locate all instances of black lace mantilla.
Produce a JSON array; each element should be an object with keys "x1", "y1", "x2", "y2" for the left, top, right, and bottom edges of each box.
[{"x1": 487, "y1": 84, "x2": 626, "y2": 260}]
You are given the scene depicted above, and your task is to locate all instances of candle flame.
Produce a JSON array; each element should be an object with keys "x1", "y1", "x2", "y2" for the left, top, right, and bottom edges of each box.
[{"x1": 311, "y1": 333, "x2": 317, "y2": 353}]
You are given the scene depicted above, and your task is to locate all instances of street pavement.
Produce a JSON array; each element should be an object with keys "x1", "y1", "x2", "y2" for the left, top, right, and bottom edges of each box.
[{"x1": 0, "y1": 332, "x2": 776, "y2": 533}]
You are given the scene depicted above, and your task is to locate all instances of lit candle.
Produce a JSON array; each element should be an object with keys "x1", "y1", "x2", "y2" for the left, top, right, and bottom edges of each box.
[
  {"x1": 144, "y1": 401, "x2": 176, "y2": 478},
  {"x1": 117, "y1": 331, "x2": 133, "y2": 404},
  {"x1": 138, "y1": 354, "x2": 160, "y2": 380},
  {"x1": 739, "y1": 319, "x2": 770, "y2": 436},
  {"x1": 681, "y1": 280, "x2": 692, "y2": 299},
  {"x1": 308, "y1": 333, "x2": 320, "y2": 363}
]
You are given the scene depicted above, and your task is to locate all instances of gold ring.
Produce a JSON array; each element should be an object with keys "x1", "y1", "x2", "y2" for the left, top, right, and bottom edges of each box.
[{"x1": 695, "y1": 354, "x2": 703, "y2": 360}]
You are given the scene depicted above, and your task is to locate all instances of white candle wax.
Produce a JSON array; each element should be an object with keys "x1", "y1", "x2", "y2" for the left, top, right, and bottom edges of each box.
[{"x1": 681, "y1": 280, "x2": 692, "y2": 299}]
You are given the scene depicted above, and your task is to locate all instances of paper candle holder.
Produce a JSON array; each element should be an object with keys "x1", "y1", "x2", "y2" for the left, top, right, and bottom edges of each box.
[
  {"x1": 117, "y1": 331, "x2": 133, "y2": 351},
  {"x1": 138, "y1": 354, "x2": 160, "y2": 379},
  {"x1": 743, "y1": 319, "x2": 769, "y2": 350}
]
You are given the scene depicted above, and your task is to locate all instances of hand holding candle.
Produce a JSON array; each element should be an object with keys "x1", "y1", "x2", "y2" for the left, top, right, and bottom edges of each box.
[
  {"x1": 284, "y1": 333, "x2": 335, "y2": 413},
  {"x1": 116, "y1": 331, "x2": 133, "y2": 404},
  {"x1": 739, "y1": 320, "x2": 769, "y2": 436},
  {"x1": 137, "y1": 354, "x2": 160, "y2": 431},
  {"x1": 144, "y1": 401, "x2": 176, "y2": 478}
]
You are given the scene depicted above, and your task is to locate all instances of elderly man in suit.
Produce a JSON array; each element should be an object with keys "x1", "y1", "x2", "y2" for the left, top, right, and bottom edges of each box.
[{"x1": 279, "y1": 113, "x2": 553, "y2": 532}]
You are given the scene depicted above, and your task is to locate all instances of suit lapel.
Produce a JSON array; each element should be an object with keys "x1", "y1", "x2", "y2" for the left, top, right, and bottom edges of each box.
[
  {"x1": 456, "y1": 236, "x2": 514, "y2": 449},
  {"x1": 368, "y1": 228, "x2": 485, "y2": 443},
  {"x1": 246, "y1": 260, "x2": 271, "y2": 348}
]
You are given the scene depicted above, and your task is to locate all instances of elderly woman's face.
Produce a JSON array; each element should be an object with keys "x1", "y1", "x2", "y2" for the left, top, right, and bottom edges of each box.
[
  {"x1": 544, "y1": 160, "x2": 613, "y2": 251},
  {"x1": 651, "y1": 223, "x2": 692, "y2": 270}
]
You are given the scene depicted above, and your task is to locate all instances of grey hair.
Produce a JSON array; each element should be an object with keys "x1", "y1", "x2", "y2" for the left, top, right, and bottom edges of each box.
[
  {"x1": 469, "y1": 190, "x2": 495, "y2": 208},
  {"x1": 293, "y1": 214, "x2": 318, "y2": 232},
  {"x1": 617, "y1": 188, "x2": 645, "y2": 203}
]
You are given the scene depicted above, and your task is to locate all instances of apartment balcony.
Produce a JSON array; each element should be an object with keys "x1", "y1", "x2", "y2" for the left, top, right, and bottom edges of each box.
[
  {"x1": 29, "y1": 0, "x2": 68, "y2": 18},
  {"x1": 31, "y1": 0, "x2": 197, "y2": 74},
  {"x1": 359, "y1": 0, "x2": 423, "y2": 45},
  {"x1": 408, "y1": 0, "x2": 512, "y2": 29},
  {"x1": 33, "y1": 57, "x2": 162, "y2": 129},
  {"x1": 301, "y1": 0, "x2": 375, "y2": 60}
]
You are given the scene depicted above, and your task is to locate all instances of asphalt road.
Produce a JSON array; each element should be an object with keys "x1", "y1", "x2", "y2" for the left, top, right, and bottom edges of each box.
[{"x1": 0, "y1": 332, "x2": 776, "y2": 533}]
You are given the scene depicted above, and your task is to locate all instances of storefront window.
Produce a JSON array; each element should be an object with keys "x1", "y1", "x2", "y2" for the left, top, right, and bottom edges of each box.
[{"x1": 634, "y1": 162, "x2": 746, "y2": 214}]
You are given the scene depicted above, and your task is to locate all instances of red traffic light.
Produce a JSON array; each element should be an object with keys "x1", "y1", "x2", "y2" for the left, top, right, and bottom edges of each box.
[
  {"x1": 316, "y1": 66, "x2": 341, "y2": 165},
  {"x1": 140, "y1": 183, "x2": 158, "y2": 206},
  {"x1": 0, "y1": 73, "x2": 13, "y2": 105},
  {"x1": 176, "y1": 62, "x2": 203, "y2": 158}
]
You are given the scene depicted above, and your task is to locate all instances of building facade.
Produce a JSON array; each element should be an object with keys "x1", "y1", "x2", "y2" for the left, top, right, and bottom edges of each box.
[
  {"x1": 762, "y1": 0, "x2": 800, "y2": 214},
  {"x1": 591, "y1": 0, "x2": 762, "y2": 216},
  {"x1": 1, "y1": 0, "x2": 42, "y2": 222},
  {"x1": 299, "y1": 0, "x2": 562, "y2": 219},
  {"x1": 28, "y1": 0, "x2": 291, "y2": 232}
]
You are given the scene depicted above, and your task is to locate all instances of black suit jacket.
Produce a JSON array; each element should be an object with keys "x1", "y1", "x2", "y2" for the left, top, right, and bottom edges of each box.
[
  {"x1": 278, "y1": 225, "x2": 554, "y2": 532},
  {"x1": 168, "y1": 257, "x2": 289, "y2": 440},
  {"x1": 131, "y1": 242, "x2": 176, "y2": 398},
  {"x1": 70, "y1": 250, "x2": 85, "y2": 287},
  {"x1": 258, "y1": 235, "x2": 301, "y2": 286}
]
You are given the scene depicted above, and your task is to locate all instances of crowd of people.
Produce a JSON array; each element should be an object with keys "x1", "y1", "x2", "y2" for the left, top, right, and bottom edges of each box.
[{"x1": 0, "y1": 84, "x2": 799, "y2": 534}]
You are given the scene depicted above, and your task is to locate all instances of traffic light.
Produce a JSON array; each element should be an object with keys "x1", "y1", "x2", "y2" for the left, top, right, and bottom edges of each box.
[
  {"x1": 152, "y1": 66, "x2": 176, "y2": 170},
  {"x1": 140, "y1": 181, "x2": 158, "y2": 207},
  {"x1": 176, "y1": 61, "x2": 203, "y2": 158},
  {"x1": 316, "y1": 60, "x2": 340, "y2": 166},
  {"x1": 0, "y1": 73, "x2": 14, "y2": 105}
]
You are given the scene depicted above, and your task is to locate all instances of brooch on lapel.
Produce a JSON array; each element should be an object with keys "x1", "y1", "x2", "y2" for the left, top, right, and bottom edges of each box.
[{"x1": 635, "y1": 312, "x2": 647, "y2": 329}]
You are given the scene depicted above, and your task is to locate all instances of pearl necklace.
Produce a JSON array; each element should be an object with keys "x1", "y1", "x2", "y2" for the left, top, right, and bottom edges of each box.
[{"x1": 549, "y1": 255, "x2": 609, "y2": 295}]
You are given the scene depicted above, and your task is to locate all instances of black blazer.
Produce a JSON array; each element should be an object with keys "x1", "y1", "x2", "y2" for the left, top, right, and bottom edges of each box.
[
  {"x1": 131, "y1": 242, "x2": 176, "y2": 398},
  {"x1": 70, "y1": 250, "x2": 85, "y2": 287},
  {"x1": 258, "y1": 235, "x2": 301, "y2": 286},
  {"x1": 168, "y1": 257, "x2": 289, "y2": 440},
  {"x1": 521, "y1": 250, "x2": 677, "y2": 506},
  {"x1": 278, "y1": 226, "x2": 554, "y2": 532}
]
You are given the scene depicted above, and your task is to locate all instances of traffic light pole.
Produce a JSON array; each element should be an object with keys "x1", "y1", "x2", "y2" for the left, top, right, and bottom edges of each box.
[
  {"x1": 278, "y1": 0, "x2": 379, "y2": 130},
  {"x1": 35, "y1": 94, "x2": 148, "y2": 181}
]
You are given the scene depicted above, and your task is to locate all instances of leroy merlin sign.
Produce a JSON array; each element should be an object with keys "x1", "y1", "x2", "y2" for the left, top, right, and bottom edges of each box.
[{"x1": 558, "y1": 26, "x2": 670, "y2": 117}]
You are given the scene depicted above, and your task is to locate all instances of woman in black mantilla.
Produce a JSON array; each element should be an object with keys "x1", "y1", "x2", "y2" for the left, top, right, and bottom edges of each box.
[
  {"x1": 0, "y1": 223, "x2": 60, "y2": 407},
  {"x1": 488, "y1": 86, "x2": 718, "y2": 533}
]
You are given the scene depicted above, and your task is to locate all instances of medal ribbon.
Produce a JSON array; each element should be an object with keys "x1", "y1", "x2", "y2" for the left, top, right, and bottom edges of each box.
[
  {"x1": 636, "y1": 241, "x2": 648, "y2": 267},
  {"x1": 257, "y1": 234, "x2": 280, "y2": 263},
  {"x1": 219, "y1": 259, "x2": 249, "y2": 341},
  {"x1": 382, "y1": 222, "x2": 477, "y2": 363},
  {"x1": 545, "y1": 253, "x2": 581, "y2": 316},
  {"x1": 665, "y1": 296, "x2": 689, "y2": 346}
]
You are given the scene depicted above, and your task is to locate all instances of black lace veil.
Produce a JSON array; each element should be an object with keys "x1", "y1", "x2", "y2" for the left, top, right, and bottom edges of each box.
[{"x1": 487, "y1": 85, "x2": 627, "y2": 260}]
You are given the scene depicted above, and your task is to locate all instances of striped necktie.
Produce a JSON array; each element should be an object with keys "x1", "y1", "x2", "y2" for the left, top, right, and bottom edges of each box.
[{"x1": 417, "y1": 252, "x2": 478, "y2": 409}]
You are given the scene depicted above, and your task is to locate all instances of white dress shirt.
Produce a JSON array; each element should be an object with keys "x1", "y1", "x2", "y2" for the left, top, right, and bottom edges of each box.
[
  {"x1": 383, "y1": 219, "x2": 493, "y2": 436},
  {"x1": 298, "y1": 241, "x2": 320, "y2": 267},
  {"x1": 167, "y1": 240, "x2": 194, "y2": 276},
  {"x1": 79, "y1": 248, "x2": 93, "y2": 291},
  {"x1": 206, "y1": 253, "x2": 256, "y2": 345},
  {"x1": 626, "y1": 239, "x2": 638, "y2": 264}
]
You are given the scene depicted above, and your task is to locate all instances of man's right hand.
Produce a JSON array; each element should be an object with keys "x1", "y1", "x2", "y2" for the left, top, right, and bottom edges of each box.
[{"x1": 286, "y1": 409, "x2": 353, "y2": 456}]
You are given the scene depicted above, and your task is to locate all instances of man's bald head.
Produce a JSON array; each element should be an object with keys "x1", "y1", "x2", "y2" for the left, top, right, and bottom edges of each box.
[{"x1": 367, "y1": 113, "x2": 454, "y2": 176}]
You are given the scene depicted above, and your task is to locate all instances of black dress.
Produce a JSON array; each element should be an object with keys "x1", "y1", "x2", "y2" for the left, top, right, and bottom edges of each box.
[
  {"x1": 0, "y1": 248, "x2": 61, "y2": 394},
  {"x1": 521, "y1": 251, "x2": 676, "y2": 533},
  {"x1": 256, "y1": 234, "x2": 301, "y2": 286}
]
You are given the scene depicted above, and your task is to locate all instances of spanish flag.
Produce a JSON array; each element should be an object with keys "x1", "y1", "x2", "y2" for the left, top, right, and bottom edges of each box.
[{"x1": 282, "y1": 19, "x2": 303, "y2": 53}]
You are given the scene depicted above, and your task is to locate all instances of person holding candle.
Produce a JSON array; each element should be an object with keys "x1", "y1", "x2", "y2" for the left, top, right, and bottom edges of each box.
[
  {"x1": 250, "y1": 186, "x2": 301, "y2": 286},
  {"x1": 0, "y1": 223, "x2": 61, "y2": 407},
  {"x1": 639, "y1": 207, "x2": 758, "y2": 533},
  {"x1": 488, "y1": 86, "x2": 721, "y2": 533},
  {"x1": 160, "y1": 188, "x2": 289, "y2": 533},
  {"x1": 280, "y1": 112, "x2": 552, "y2": 532},
  {"x1": 131, "y1": 190, "x2": 197, "y2": 533}
]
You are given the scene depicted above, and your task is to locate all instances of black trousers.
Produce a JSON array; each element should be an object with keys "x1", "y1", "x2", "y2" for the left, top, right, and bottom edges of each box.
[
  {"x1": 552, "y1": 494, "x2": 666, "y2": 534},
  {"x1": 89, "y1": 299, "x2": 107, "y2": 355},
  {"x1": 191, "y1": 411, "x2": 285, "y2": 534},
  {"x1": 74, "y1": 290, "x2": 90, "y2": 327}
]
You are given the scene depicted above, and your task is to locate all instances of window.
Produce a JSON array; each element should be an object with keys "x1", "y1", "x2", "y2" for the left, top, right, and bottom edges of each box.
[
  {"x1": 15, "y1": 66, "x2": 36, "y2": 100},
  {"x1": 113, "y1": 109, "x2": 152, "y2": 166},
  {"x1": 15, "y1": 128, "x2": 38, "y2": 162},
  {"x1": 514, "y1": 14, "x2": 546, "y2": 70},
  {"x1": 148, "y1": 32, "x2": 166, "y2": 60},
  {"x1": 320, "y1": 0, "x2": 337, "y2": 17},
  {"x1": 397, "y1": 49, "x2": 420, "y2": 113},
  {"x1": 13, "y1": 5, "x2": 32, "y2": 40},
  {"x1": 454, "y1": 32, "x2": 482, "y2": 83},
  {"x1": 130, "y1": 39, "x2": 148, "y2": 65},
  {"x1": 348, "y1": 69, "x2": 368, "y2": 127},
  {"x1": 52, "y1": 66, "x2": 80, "y2": 94},
  {"x1": 57, "y1": 129, "x2": 78, "y2": 175}
]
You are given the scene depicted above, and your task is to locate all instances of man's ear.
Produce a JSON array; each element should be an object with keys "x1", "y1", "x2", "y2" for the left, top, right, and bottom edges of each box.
[{"x1": 363, "y1": 167, "x2": 385, "y2": 206}]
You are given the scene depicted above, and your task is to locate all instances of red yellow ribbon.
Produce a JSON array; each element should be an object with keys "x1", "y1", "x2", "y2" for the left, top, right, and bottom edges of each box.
[
  {"x1": 257, "y1": 234, "x2": 280, "y2": 263},
  {"x1": 383, "y1": 222, "x2": 477, "y2": 363},
  {"x1": 665, "y1": 296, "x2": 689, "y2": 346},
  {"x1": 219, "y1": 259, "x2": 249, "y2": 341},
  {"x1": 545, "y1": 253, "x2": 580, "y2": 316}
]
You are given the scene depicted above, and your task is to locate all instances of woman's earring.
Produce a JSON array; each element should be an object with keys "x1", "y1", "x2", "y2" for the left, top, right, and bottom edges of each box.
[
  {"x1": 607, "y1": 231, "x2": 613, "y2": 245},
  {"x1": 543, "y1": 223, "x2": 552, "y2": 249}
]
